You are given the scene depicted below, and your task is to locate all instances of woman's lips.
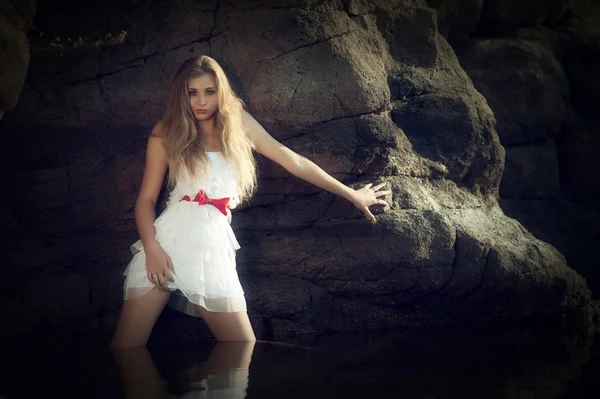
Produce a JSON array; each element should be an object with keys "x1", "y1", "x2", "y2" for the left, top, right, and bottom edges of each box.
[{"x1": 195, "y1": 109, "x2": 207, "y2": 114}]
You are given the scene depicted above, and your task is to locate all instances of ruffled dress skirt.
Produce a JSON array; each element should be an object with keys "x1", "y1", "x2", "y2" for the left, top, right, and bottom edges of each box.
[{"x1": 122, "y1": 155, "x2": 246, "y2": 317}]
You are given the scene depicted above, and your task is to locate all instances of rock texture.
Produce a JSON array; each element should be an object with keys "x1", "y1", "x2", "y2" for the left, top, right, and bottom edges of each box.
[
  {"x1": 0, "y1": 0, "x2": 597, "y2": 341},
  {"x1": 427, "y1": 0, "x2": 600, "y2": 295},
  {"x1": 0, "y1": 0, "x2": 36, "y2": 120}
]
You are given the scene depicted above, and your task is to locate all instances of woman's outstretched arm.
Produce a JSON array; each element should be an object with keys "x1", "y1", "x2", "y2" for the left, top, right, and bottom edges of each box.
[{"x1": 242, "y1": 110, "x2": 390, "y2": 222}]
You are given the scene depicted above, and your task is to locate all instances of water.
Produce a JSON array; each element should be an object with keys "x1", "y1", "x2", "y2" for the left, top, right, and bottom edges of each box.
[{"x1": 1, "y1": 326, "x2": 598, "y2": 398}]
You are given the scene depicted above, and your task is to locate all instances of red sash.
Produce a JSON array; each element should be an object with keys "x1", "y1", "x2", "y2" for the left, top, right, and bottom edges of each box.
[{"x1": 180, "y1": 189, "x2": 230, "y2": 216}]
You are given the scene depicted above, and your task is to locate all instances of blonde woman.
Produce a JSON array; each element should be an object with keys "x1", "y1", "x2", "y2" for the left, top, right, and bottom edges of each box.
[{"x1": 109, "y1": 55, "x2": 390, "y2": 349}]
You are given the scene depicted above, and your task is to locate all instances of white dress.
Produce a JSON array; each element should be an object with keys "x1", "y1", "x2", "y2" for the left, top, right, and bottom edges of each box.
[{"x1": 122, "y1": 152, "x2": 246, "y2": 317}]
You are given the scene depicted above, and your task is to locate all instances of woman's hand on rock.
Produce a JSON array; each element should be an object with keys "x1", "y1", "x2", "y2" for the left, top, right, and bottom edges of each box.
[{"x1": 352, "y1": 182, "x2": 391, "y2": 223}]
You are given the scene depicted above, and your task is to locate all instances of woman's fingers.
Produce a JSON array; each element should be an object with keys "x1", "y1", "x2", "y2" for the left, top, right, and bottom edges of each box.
[
  {"x1": 148, "y1": 273, "x2": 162, "y2": 291},
  {"x1": 166, "y1": 257, "x2": 175, "y2": 277},
  {"x1": 163, "y1": 257, "x2": 175, "y2": 283},
  {"x1": 163, "y1": 269, "x2": 174, "y2": 283},
  {"x1": 372, "y1": 182, "x2": 387, "y2": 191},
  {"x1": 355, "y1": 181, "x2": 390, "y2": 222},
  {"x1": 374, "y1": 190, "x2": 391, "y2": 198},
  {"x1": 148, "y1": 272, "x2": 170, "y2": 291},
  {"x1": 144, "y1": 249, "x2": 175, "y2": 291},
  {"x1": 157, "y1": 274, "x2": 168, "y2": 291},
  {"x1": 362, "y1": 205, "x2": 376, "y2": 223}
]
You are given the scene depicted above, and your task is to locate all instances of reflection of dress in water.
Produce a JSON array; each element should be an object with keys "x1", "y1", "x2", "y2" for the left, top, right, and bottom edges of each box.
[{"x1": 122, "y1": 152, "x2": 246, "y2": 317}]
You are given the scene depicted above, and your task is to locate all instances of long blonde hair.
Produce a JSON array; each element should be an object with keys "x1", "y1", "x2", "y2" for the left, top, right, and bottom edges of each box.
[{"x1": 161, "y1": 55, "x2": 257, "y2": 202}]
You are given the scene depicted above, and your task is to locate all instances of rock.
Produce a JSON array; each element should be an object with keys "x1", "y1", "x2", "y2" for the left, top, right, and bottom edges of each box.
[
  {"x1": 500, "y1": 197, "x2": 600, "y2": 295},
  {"x1": 22, "y1": 272, "x2": 94, "y2": 327},
  {"x1": 559, "y1": 38, "x2": 600, "y2": 200},
  {"x1": 572, "y1": 0, "x2": 600, "y2": 45},
  {"x1": 0, "y1": 0, "x2": 596, "y2": 341},
  {"x1": 432, "y1": 0, "x2": 600, "y2": 296},
  {"x1": 212, "y1": 6, "x2": 390, "y2": 128},
  {"x1": 427, "y1": 0, "x2": 483, "y2": 43},
  {"x1": 456, "y1": 37, "x2": 569, "y2": 146},
  {"x1": 475, "y1": 0, "x2": 572, "y2": 36},
  {"x1": 391, "y1": 90, "x2": 504, "y2": 190},
  {"x1": 500, "y1": 139, "x2": 561, "y2": 199},
  {"x1": 0, "y1": 0, "x2": 36, "y2": 117},
  {"x1": 376, "y1": 4, "x2": 439, "y2": 68}
]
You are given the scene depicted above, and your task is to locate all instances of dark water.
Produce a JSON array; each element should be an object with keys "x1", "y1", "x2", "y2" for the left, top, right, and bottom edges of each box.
[{"x1": 1, "y1": 327, "x2": 598, "y2": 398}]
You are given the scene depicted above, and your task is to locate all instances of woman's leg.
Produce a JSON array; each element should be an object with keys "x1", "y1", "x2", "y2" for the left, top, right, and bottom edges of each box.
[
  {"x1": 194, "y1": 306, "x2": 256, "y2": 342},
  {"x1": 110, "y1": 288, "x2": 172, "y2": 350}
]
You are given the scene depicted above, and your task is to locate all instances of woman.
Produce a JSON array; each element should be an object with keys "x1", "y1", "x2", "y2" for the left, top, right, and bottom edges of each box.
[{"x1": 110, "y1": 55, "x2": 390, "y2": 349}]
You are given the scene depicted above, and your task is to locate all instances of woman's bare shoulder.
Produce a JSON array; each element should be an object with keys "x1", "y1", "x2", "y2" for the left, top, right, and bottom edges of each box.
[
  {"x1": 149, "y1": 120, "x2": 168, "y2": 138},
  {"x1": 146, "y1": 121, "x2": 168, "y2": 163}
]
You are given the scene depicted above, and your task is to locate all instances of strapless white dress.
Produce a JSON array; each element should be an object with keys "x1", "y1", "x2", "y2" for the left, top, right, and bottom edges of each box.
[{"x1": 122, "y1": 152, "x2": 246, "y2": 317}]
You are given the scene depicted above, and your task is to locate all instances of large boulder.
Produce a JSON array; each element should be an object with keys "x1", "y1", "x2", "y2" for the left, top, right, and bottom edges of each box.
[
  {"x1": 427, "y1": 0, "x2": 600, "y2": 294},
  {"x1": 0, "y1": 0, "x2": 596, "y2": 340}
]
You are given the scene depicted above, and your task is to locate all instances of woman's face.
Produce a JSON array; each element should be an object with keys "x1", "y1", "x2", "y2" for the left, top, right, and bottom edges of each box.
[{"x1": 187, "y1": 73, "x2": 219, "y2": 121}]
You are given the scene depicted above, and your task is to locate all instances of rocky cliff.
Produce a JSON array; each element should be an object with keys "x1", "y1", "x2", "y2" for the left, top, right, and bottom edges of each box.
[{"x1": 0, "y1": 0, "x2": 597, "y2": 341}]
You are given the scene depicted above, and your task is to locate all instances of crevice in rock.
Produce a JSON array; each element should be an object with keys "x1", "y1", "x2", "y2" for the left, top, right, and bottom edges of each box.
[
  {"x1": 221, "y1": 4, "x2": 303, "y2": 13},
  {"x1": 434, "y1": 231, "x2": 459, "y2": 295},
  {"x1": 469, "y1": 247, "x2": 493, "y2": 299},
  {"x1": 253, "y1": 29, "x2": 356, "y2": 62},
  {"x1": 64, "y1": 62, "x2": 145, "y2": 89},
  {"x1": 57, "y1": 30, "x2": 232, "y2": 89},
  {"x1": 331, "y1": 63, "x2": 341, "y2": 118},
  {"x1": 209, "y1": 0, "x2": 221, "y2": 37},
  {"x1": 311, "y1": 236, "x2": 342, "y2": 280},
  {"x1": 280, "y1": 109, "x2": 390, "y2": 143},
  {"x1": 288, "y1": 71, "x2": 305, "y2": 117},
  {"x1": 96, "y1": 79, "x2": 111, "y2": 118}
]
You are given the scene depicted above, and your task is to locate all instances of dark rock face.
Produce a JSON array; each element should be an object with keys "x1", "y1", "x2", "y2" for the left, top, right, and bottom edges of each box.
[
  {"x1": 428, "y1": 0, "x2": 600, "y2": 295},
  {"x1": 0, "y1": 0, "x2": 36, "y2": 120},
  {"x1": 0, "y1": 0, "x2": 597, "y2": 341}
]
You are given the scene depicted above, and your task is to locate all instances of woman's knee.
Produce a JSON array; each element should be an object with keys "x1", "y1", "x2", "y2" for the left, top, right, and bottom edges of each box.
[
  {"x1": 110, "y1": 289, "x2": 172, "y2": 348},
  {"x1": 195, "y1": 307, "x2": 256, "y2": 341}
]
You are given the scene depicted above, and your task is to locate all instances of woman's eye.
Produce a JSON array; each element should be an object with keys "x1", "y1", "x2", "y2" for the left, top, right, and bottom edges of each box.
[
  {"x1": 188, "y1": 91, "x2": 196, "y2": 96},
  {"x1": 207, "y1": 90, "x2": 215, "y2": 95}
]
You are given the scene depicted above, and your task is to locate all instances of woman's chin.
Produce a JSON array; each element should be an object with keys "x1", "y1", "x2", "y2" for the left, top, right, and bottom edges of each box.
[{"x1": 194, "y1": 113, "x2": 216, "y2": 121}]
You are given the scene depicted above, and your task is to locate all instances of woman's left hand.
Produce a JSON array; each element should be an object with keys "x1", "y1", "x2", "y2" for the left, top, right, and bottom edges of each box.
[{"x1": 352, "y1": 182, "x2": 391, "y2": 223}]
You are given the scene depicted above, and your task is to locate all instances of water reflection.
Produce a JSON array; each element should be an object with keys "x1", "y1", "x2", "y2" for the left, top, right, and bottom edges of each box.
[
  {"x1": 0, "y1": 327, "x2": 598, "y2": 398},
  {"x1": 111, "y1": 341, "x2": 255, "y2": 399}
]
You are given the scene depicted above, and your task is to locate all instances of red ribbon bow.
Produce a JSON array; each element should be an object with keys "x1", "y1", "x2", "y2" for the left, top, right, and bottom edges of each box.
[{"x1": 180, "y1": 190, "x2": 230, "y2": 216}]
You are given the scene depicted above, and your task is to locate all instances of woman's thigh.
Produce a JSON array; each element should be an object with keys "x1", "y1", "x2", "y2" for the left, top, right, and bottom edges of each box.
[
  {"x1": 195, "y1": 306, "x2": 256, "y2": 342},
  {"x1": 110, "y1": 288, "x2": 172, "y2": 349}
]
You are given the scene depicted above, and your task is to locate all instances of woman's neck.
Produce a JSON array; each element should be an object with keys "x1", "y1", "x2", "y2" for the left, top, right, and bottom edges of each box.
[
  {"x1": 197, "y1": 119, "x2": 219, "y2": 150},
  {"x1": 197, "y1": 118, "x2": 216, "y2": 136}
]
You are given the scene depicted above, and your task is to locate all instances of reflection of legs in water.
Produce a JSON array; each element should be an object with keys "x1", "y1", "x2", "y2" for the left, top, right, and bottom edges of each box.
[
  {"x1": 200, "y1": 341, "x2": 256, "y2": 377},
  {"x1": 187, "y1": 341, "x2": 256, "y2": 396},
  {"x1": 112, "y1": 341, "x2": 256, "y2": 399},
  {"x1": 194, "y1": 305, "x2": 257, "y2": 342},
  {"x1": 111, "y1": 346, "x2": 169, "y2": 399}
]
